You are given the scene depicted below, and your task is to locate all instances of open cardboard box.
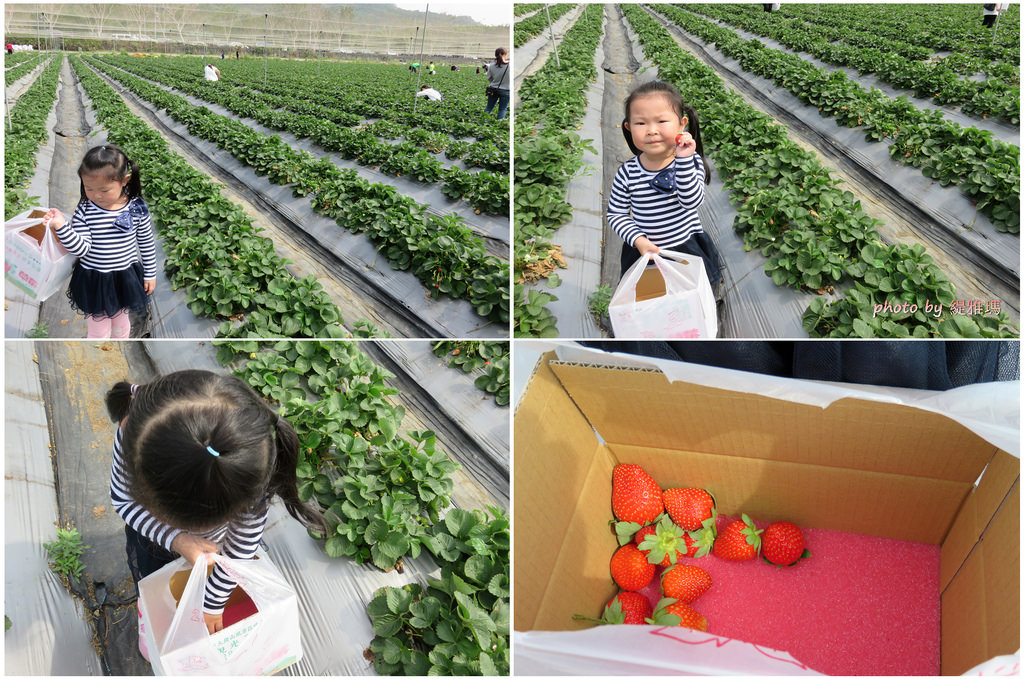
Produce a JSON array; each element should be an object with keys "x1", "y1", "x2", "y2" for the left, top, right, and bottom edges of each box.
[
  {"x1": 168, "y1": 561, "x2": 259, "y2": 629},
  {"x1": 514, "y1": 351, "x2": 1019, "y2": 675}
]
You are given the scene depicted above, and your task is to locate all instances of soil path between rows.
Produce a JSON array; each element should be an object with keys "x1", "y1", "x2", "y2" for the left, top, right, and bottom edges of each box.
[{"x1": 39, "y1": 340, "x2": 158, "y2": 676}]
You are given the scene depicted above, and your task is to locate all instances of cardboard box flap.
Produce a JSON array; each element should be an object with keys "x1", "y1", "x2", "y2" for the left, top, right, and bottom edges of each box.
[
  {"x1": 549, "y1": 361, "x2": 997, "y2": 483},
  {"x1": 940, "y1": 450, "x2": 1020, "y2": 590},
  {"x1": 514, "y1": 353, "x2": 609, "y2": 631},
  {"x1": 940, "y1": 480, "x2": 1019, "y2": 674}
]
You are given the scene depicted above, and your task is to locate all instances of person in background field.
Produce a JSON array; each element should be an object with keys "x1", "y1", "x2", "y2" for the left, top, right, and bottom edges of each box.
[
  {"x1": 982, "y1": 3, "x2": 998, "y2": 25},
  {"x1": 608, "y1": 80, "x2": 722, "y2": 299},
  {"x1": 416, "y1": 84, "x2": 442, "y2": 101},
  {"x1": 105, "y1": 370, "x2": 327, "y2": 635},
  {"x1": 6, "y1": 43, "x2": 13, "y2": 55},
  {"x1": 221, "y1": 51, "x2": 225, "y2": 59},
  {"x1": 204, "y1": 63, "x2": 221, "y2": 81},
  {"x1": 236, "y1": 48, "x2": 240, "y2": 59},
  {"x1": 42, "y1": 144, "x2": 157, "y2": 339},
  {"x1": 482, "y1": 47, "x2": 510, "y2": 120}
]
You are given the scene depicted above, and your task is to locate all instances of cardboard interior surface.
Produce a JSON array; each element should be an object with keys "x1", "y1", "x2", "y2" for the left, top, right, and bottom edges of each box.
[
  {"x1": 514, "y1": 353, "x2": 1020, "y2": 675},
  {"x1": 19, "y1": 211, "x2": 48, "y2": 246},
  {"x1": 169, "y1": 561, "x2": 257, "y2": 609},
  {"x1": 634, "y1": 266, "x2": 667, "y2": 302}
]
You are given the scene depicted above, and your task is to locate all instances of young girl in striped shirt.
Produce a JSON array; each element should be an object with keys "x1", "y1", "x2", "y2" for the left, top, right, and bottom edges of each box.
[
  {"x1": 105, "y1": 370, "x2": 326, "y2": 636},
  {"x1": 608, "y1": 80, "x2": 721, "y2": 294},
  {"x1": 43, "y1": 144, "x2": 157, "y2": 339}
]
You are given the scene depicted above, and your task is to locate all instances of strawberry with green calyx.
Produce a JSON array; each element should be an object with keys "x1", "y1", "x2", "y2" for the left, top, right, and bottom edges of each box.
[
  {"x1": 661, "y1": 563, "x2": 712, "y2": 604},
  {"x1": 714, "y1": 513, "x2": 763, "y2": 561},
  {"x1": 683, "y1": 516, "x2": 718, "y2": 558},
  {"x1": 572, "y1": 591, "x2": 654, "y2": 625},
  {"x1": 613, "y1": 519, "x2": 644, "y2": 546},
  {"x1": 761, "y1": 521, "x2": 810, "y2": 567},
  {"x1": 635, "y1": 515, "x2": 686, "y2": 566},
  {"x1": 663, "y1": 487, "x2": 716, "y2": 531},
  {"x1": 612, "y1": 464, "x2": 663, "y2": 525},
  {"x1": 647, "y1": 597, "x2": 708, "y2": 632},
  {"x1": 610, "y1": 543, "x2": 656, "y2": 591}
]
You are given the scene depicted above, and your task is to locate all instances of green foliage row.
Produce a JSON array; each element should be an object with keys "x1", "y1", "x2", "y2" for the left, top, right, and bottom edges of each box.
[
  {"x1": 625, "y1": 5, "x2": 1016, "y2": 338},
  {"x1": 656, "y1": 5, "x2": 1019, "y2": 234},
  {"x1": 431, "y1": 341, "x2": 510, "y2": 406},
  {"x1": 219, "y1": 340, "x2": 510, "y2": 675},
  {"x1": 514, "y1": 4, "x2": 605, "y2": 337},
  {"x1": 5, "y1": 53, "x2": 44, "y2": 86},
  {"x1": 5, "y1": 56, "x2": 59, "y2": 217},
  {"x1": 72, "y1": 57, "x2": 372, "y2": 339},
  {"x1": 687, "y1": 3, "x2": 1019, "y2": 124},
  {"x1": 514, "y1": 4, "x2": 575, "y2": 47},
  {"x1": 94, "y1": 55, "x2": 508, "y2": 214},
  {"x1": 83, "y1": 56, "x2": 509, "y2": 325},
  {"x1": 777, "y1": 3, "x2": 1019, "y2": 65}
]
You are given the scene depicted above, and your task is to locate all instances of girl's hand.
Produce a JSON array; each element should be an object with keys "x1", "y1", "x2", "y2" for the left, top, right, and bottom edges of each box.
[
  {"x1": 635, "y1": 236, "x2": 660, "y2": 256},
  {"x1": 204, "y1": 612, "x2": 224, "y2": 635},
  {"x1": 143, "y1": 279, "x2": 156, "y2": 295},
  {"x1": 43, "y1": 208, "x2": 66, "y2": 230},
  {"x1": 675, "y1": 132, "x2": 696, "y2": 158},
  {"x1": 171, "y1": 533, "x2": 219, "y2": 566}
]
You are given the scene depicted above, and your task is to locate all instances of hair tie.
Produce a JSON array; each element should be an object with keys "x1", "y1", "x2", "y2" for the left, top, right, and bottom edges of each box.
[
  {"x1": 130, "y1": 383, "x2": 140, "y2": 395},
  {"x1": 206, "y1": 445, "x2": 221, "y2": 457}
]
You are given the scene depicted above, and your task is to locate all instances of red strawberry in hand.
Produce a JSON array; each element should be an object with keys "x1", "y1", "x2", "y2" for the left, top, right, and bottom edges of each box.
[
  {"x1": 604, "y1": 591, "x2": 653, "y2": 624},
  {"x1": 675, "y1": 133, "x2": 684, "y2": 145},
  {"x1": 661, "y1": 564, "x2": 712, "y2": 604},
  {"x1": 714, "y1": 514, "x2": 762, "y2": 561},
  {"x1": 663, "y1": 488, "x2": 715, "y2": 530},
  {"x1": 610, "y1": 543, "x2": 656, "y2": 591},
  {"x1": 761, "y1": 521, "x2": 809, "y2": 566},
  {"x1": 612, "y1": 464, "x2": 663, "y2": 525}
]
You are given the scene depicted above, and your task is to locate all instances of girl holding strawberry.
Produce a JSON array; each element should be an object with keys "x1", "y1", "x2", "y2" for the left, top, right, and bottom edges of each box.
[{"x1": 607, "y1": 80, "x2": 722, "y2": 298}]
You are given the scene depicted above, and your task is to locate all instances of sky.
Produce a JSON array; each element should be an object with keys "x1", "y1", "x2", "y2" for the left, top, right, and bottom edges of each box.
[{"x1": 392, "y1": 2, "x2": 510, "y2": 27}]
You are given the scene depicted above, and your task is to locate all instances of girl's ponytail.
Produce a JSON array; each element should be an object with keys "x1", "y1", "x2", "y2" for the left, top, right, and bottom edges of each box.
[
  {"x1": 105, "y1": 381, "x2": 136, "y2": 421},
  {"x1": 683, "y1": 104, "x2": 712, "y2": 185},
  {"x1": 123, "y1": 155, "x2": 143, "y2": 200},
  {"x1": 269, "y1": 415, "x2": 327, "y2": 537}
]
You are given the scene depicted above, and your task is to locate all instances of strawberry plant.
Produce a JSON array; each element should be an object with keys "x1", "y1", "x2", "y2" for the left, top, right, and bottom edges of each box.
[
  {"x1": 366, "y1": 506, "x2": 509, "y2": 675},
  {"x1": 513, "y1": 5, "x2": 604, "y2": 335},
  {"x1": 83, "y1": 56, "x2": 509, "y2": 325},
  {"x1": 5, "y1": 56, "x2": 60, "y2": 217},
  {"x1": 514, "y1": 3, "x2": 574, "y2": 47},
  {"x1": 622, "y1": 6, "x2": 1017, "y2": 337},
  {"x1": 431, "y1": 341, "x2": 510, "y2": 406},
  {"x1": 71, "y1": 57, "x2": 378, "y2": 339}
]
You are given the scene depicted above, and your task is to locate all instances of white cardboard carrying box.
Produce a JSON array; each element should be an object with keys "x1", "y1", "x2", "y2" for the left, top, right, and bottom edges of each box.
[{"x1": 513, "y1": 350, "x2": 1019, "y2": 675}]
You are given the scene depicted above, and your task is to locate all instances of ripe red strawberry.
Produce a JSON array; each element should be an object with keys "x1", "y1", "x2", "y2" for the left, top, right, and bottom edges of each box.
[
  {"x1": 675, "y1": 133, "x2": 684, "y2": 145},
  {"x1": 714, "y1": 514, "x2": 762, "y2": 561},
  {"x1": 662, "y1": 488, "x2": 715, "y2": 530},
  {"x1": 634, "y1": 517, "x2": 685, "y2": 566},
  {"x1": 604, "y1": 591, "x2": 653, "y2": 624},
  {"x1": 648, "y1": 597, "x2": 707, "y2": 631},
  {"x1": 612, "y1": 464, "x2": 663, "y2": 525},
  {"x1": 610, "y1": 543, "x2": 655, "y2": 591},
  {"x1": 661, "y1": 564, "x2": 712, "y2": 604},
  {"x1": 761, "y1": 521, "x2": 809, "y2": 566}
]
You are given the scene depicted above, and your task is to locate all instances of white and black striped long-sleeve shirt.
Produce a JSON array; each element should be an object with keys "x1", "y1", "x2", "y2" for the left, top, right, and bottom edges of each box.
[
  {"x1": 110, "y1": 426, "x2": 268, "y2": 615},
  {"x1": 607, "y1": 154, "x2": 706, "y2": 250},
  {"x1": 55, "y1": 198, "x2": 158, "y2": 280}
]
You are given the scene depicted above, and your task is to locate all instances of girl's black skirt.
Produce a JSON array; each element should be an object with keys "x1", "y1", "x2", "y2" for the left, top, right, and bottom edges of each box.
[{"x1": 66, "y1": 261, "x2": 149, "y2": 318}]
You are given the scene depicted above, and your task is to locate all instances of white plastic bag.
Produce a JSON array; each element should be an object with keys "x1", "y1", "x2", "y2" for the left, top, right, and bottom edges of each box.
[
  {"x1": 514, "y1": 626, "x2": 823, "y2": 675},
  {"x1": 4, "y1": 209, "x2": 75, "y2": 301},
  {"x1": 609, "y1": 249, "x2": 717, "y2": 339},
  {"x1": 139, "y1": 550, "x2": 302, "y2": 676}
]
